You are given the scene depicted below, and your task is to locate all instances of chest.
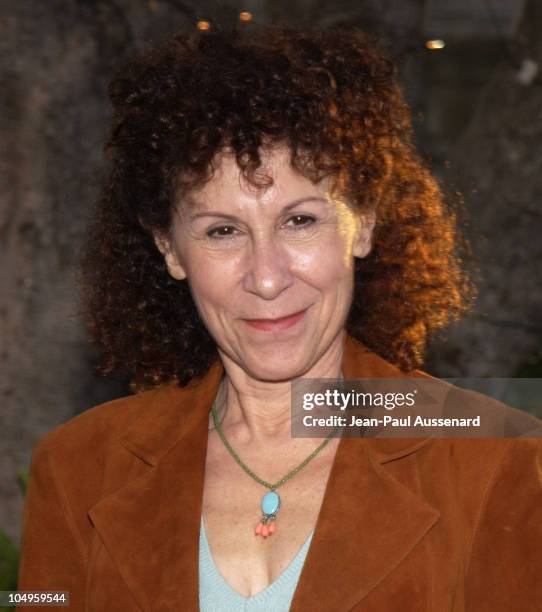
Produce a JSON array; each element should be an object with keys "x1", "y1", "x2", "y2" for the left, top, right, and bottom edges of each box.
[{"x1": 201, "y1": 433, "x2": 339, "y2": 598}]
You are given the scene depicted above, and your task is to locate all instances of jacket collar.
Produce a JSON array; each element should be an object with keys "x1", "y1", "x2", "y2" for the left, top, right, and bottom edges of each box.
[
  {"x1": 88, "y1": 333, "x2": 438, "y2": 611},
  {"x1": 119, "y1": 332, "x2": 431, "y2": 466}
]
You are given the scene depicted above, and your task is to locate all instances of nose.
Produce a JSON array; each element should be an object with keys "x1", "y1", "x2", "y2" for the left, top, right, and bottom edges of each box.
[{"x1": 242, "y1": 234, "x2": 294, "y2": 300}]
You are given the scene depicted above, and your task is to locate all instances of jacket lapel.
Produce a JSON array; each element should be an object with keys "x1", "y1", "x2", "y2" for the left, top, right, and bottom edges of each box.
[
  {"x1": 87, "y1": 361, "x2": 224, "y2": 612},
  {"x1": 88, "y1": 334, "x2": 439, "y2": 611},
  {"x1": 290, "y1": 336, "x2": 439, "y2": 610},
  {"x1": 289, "y1": 438, "x2": 439, "y2": 611}
]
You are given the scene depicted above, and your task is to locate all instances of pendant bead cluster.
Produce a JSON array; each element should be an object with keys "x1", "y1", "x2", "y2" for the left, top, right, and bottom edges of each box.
[{"x1": 254, "y1": 490, "x2": 281, "y2": 538}]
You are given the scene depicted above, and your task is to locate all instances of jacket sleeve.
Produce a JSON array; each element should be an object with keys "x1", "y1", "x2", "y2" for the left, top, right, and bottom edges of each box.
[
  {"x1": 464, "y1": 438, "x2": 542, "y2": 611},
  {"x1": 17, "y1": 435, "x2": 87, "y2": 610}
]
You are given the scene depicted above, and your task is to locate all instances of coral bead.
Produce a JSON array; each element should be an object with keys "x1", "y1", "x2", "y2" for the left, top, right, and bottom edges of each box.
[
  {"x1": 261, "y1": 524, "x2": 269, "y2": 537},
  {"x1": 268, "y1": 522, "x2": 276, "y2": 535},
  {"x1": 255, "y1": 523, "x2": 262, "y2": 536}
]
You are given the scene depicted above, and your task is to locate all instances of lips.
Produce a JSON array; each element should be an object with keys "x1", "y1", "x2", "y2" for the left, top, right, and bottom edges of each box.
[{"x1": 243, "y1": 308, "x2": 308, "y2": 332}]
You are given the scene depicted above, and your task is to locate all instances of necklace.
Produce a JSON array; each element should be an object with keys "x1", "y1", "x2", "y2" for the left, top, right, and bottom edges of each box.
[{"x1": 210, "y1": 400, "x2": 340, "y2": 538}]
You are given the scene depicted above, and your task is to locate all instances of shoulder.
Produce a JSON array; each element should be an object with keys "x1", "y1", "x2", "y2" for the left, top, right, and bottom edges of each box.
[
  {"x1": 30, "y1": 383, "x2": 181, "y2": 470},
  {"x1": 424, "y1": 436, "x2": 542, "y2": 479},
  {"x1": 24, "y1": 383, "x2": 190, "y2": 529},
  {"x1": 29, "y1": 359, "x2": 225, "y2": 482},
  {"x1": 414, "y1": 372, "x2": 542, "y2": 482},
  {"x1": 410, "y1": 368, "x2": 542, "y2": 437},
  {"x1": 371, "y1": 365, "x2": 542, "y2": 494}
]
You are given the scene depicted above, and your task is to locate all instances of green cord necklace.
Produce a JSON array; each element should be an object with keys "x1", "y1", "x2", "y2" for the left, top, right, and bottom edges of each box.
[{"x1": 211, "y1": 400, "x2": 340, "y2": 538}]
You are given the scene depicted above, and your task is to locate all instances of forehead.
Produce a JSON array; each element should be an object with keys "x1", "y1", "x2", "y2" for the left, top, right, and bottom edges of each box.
[{"x1": 181, "y1": 146, "x2": 334, "y2": 211}]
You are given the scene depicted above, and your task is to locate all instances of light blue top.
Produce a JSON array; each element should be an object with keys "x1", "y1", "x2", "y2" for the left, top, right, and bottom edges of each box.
[{"x1": 199, "y1": 517, "x2": 314, "y2": 612}]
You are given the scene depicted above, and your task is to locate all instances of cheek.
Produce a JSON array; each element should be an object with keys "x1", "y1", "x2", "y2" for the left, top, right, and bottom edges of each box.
[
  {"x1": 189, "y1": 275, "x2": 226, "y2": 307},
  {"x1": 292, "y1": 236, "x2": 354, "y2": 288},
  {"x1": 185, "y1": 259, "x2": 238, "y2": 318}
]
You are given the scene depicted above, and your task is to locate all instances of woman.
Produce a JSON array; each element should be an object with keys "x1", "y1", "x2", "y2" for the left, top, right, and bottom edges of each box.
[{"x1": 18, "y1": 24, "x2": 541, "y2": 611}]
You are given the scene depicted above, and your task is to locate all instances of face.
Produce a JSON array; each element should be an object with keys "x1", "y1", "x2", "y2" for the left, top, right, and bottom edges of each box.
[{"x1": 156, "y1": 145, "x2": 374, "y2": 382}]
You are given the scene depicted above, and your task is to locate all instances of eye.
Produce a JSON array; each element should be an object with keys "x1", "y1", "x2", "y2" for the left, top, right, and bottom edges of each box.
[
  {"x1": 206, "y1": 225, "x2": 239, "y2": 239},
  {"x1": 285, "y1": 214, "x2": 316, "y2": 229},
  {"x1": 205, "y1": 215, "x2": 316, "y2": 239}
]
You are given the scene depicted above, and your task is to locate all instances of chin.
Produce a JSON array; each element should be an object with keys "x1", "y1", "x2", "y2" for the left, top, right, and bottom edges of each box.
[
  {"x1": 248, "y1": 365, "x2": 304, "y2": 383},
  {"x1": 243, "y1": 347, "x2": 309, "y2": 382}
]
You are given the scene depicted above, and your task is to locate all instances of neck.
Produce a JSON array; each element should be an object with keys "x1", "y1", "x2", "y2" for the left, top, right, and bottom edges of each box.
[{"x1": 212, "y1": 331, "x2": 345, "y2": 441}]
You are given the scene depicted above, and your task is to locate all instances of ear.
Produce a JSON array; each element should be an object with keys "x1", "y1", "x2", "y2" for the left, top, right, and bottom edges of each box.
[
  {"x1": 352, "y1": 210, "x2": 376, "y2": 259},
  {"x1": 153, "y1": 233, "x2": 187, "y2": 281}
]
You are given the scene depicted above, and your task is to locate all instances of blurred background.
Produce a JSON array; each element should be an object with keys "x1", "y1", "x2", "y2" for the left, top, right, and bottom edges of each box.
[{"x1": 1, "y1": 0, "x2": 541, "y2": 545}]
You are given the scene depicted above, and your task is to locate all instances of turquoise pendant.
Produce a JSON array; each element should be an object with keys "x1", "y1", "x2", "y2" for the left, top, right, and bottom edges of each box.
[
  {"x1": 255, "y1": 490, "x2": 280, "y2": 537},
  {"x1": 261, "y1": 490, "x2": 281, "y2": 518}
]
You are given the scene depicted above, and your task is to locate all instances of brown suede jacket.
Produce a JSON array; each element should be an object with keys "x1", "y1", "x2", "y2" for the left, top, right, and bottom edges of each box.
[{"x1": 17, "y1": 334, "x2": 542, "y2": 611}]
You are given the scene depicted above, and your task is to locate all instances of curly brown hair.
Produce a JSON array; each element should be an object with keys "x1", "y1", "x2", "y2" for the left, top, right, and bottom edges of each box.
[{"x1": 79, "y1": 23, "x2": 474, "y2": 390}]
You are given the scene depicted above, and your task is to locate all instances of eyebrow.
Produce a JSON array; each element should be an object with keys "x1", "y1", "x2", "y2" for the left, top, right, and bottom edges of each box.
[{"x1": 185, "y1": 196, "x2": 328, "y2": 221}]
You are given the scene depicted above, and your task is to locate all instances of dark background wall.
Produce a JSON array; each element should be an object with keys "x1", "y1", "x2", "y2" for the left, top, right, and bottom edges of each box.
[{"x1": 1, "y1": 0, "x2": 541, "y2": 543}]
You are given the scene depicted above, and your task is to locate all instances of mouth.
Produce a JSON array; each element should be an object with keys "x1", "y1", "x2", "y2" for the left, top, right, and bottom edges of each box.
[{"x1": 243, "y1": 308, "x2": 308, "y2": 332}]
